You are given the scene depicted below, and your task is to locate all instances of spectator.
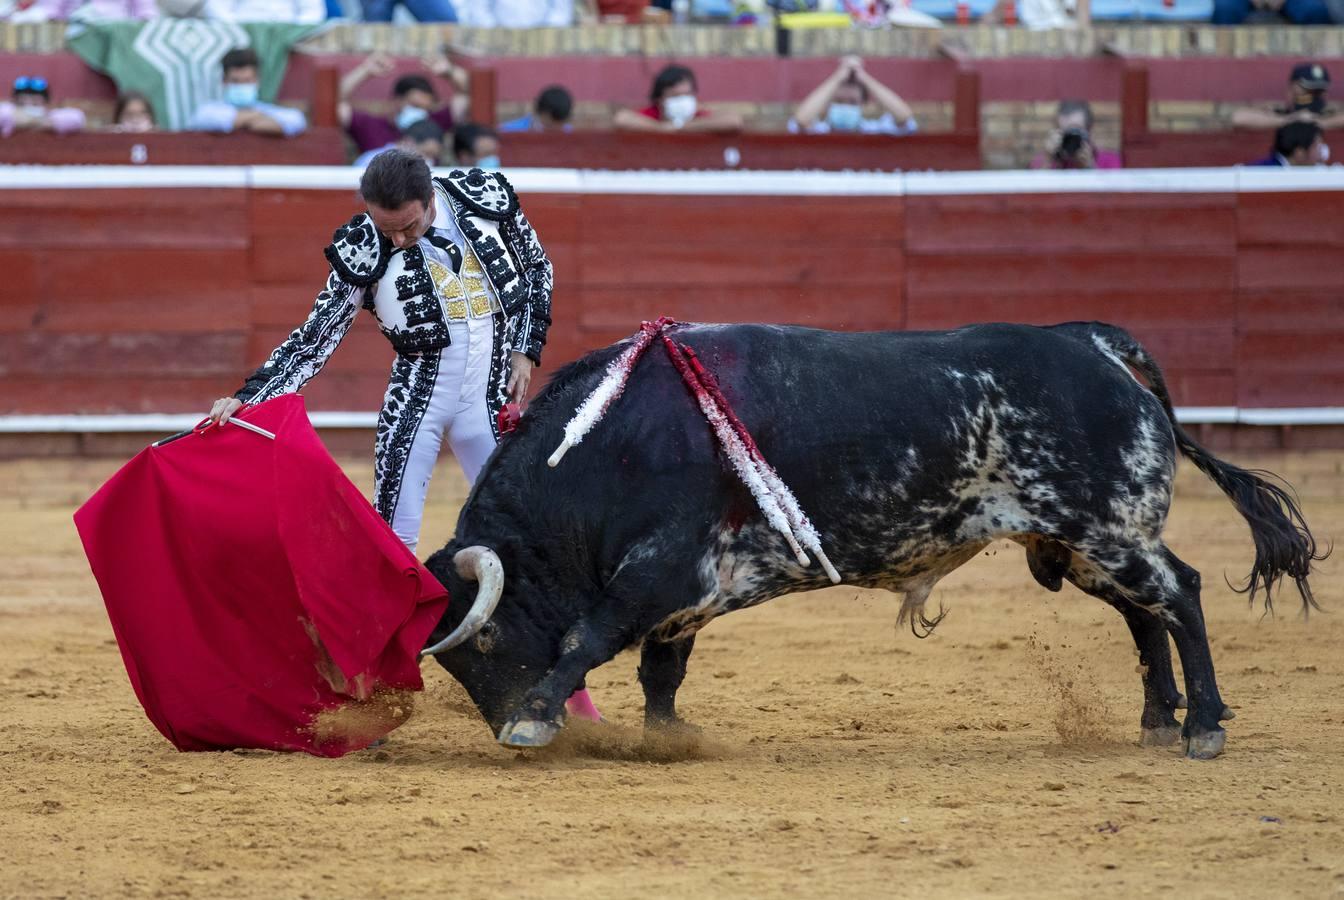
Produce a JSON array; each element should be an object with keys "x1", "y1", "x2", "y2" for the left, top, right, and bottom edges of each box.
[
  {"x1": 1248, "y1": 121, "x2": 1330, "y2": 166},
  {"x1": 188, "y1": 48, "x2": 307, "y2": 137},
  {"x1": 360, "y1": 0, "x2": 457, "y2": 22},
  {"x1": 353, "y1": 118, "x2": 446, "y2": 168},
  {"x1": 339, "y1": 51, "x2": 469, "y2": 155},
  {"x1": 1232, "y1": 63, "x2": 1344, "y2": 130},
  {"x1": 0, "y1": 76, "x2": 85, "y2": 138},
  {"x1": 1213, "y1": 0, "x2": 1329, "y2": 24},
  {"x1": 1030, "y1": 100, "x2": 1121, "y2": 170},
  {"x1": 499, "y1": 85, "x2": 574, "y2": 133},
  {"x1": 613, "y1": 64, "x2": 743, "y2": 134},
  {"x1": 1, "y1": 0, "x2": 154, "y2": 21},
  {"x1": 112, "y1": 91, "x2": 155, "y2": 133},
  {"x1": 789, "y1": 56, "x2": 918, "y2": 136},
  {"x1": 452, "y1": 122, "x2": 500, "y2": 168}
]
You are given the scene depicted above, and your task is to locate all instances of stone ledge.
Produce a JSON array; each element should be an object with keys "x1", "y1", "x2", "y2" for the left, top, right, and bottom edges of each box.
[{"x1": 5, "y1": 21, "x2": 1344, "y2": 58}]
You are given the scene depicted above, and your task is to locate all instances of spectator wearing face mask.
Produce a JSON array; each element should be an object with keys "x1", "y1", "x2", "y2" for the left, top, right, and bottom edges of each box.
[
  {"x1": 339, "y1": 51, "x2": 470, "y2": 156},
  {"x1": 453, "y1": 123, "x2": 500, "y2": 169},
  {"x1": 499, "y1": 85, "x2": 574, "y2": 133},
  {"x1": 112, "y1": 91, "x2": 155, "y2": 133},
  {"x1": 1232, "y1": 63, "x2": 1344, "y2": 131},
  {"x1": 789, "y1": 56, "x2": 918, "y2": 136},
  {"x1": 613, "y1": 64, "x2": 743, "y2": 134},
  {"x1": 0, "y1": 76, "x2": 86, "y2": 138},
  {"x1": 188, "y1": 48, "x2": 306, "y2": 137},
  {"x1": 1248, "y1": 121, "x2": 1331, "y2": 166},
  {"x1": 353, "y1": 119, "x2": 446, "y2": 169}
]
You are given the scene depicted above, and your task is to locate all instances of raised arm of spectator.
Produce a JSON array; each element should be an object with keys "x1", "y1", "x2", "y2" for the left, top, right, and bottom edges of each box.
[
  {"x1": 1317, "y1": 109, "x2": 1344, "y2": 129},
  {"x1": 427, "y1": 50, "x2": 473, "y2": 123},
  {"x1": 1232, "y1": 106, "x2": 1292, "y2": 129},
  {"x1": 794, "y1": 59, "x2": 854, "y2": 130},
  {"x1": 852, "y1": 59, "x2": 915, "y2": 126},
  {"x1": 339, "y1": 52, "x2": 393, "y2": 129}
]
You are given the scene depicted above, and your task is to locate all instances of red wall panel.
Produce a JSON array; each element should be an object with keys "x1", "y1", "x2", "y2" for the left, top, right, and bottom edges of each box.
[{"x1": 1, "y1": 184, "x2": 1339, "y2": 416}]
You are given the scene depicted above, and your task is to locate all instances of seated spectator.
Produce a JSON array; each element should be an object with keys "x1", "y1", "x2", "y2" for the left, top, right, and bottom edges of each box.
[
  {"x1": 613, "y1": 64, "x2": 743, "y2": 134},
  {"x1": 353, "y1": 118, "x2": 446, "y2": 168},
  {"x1": 788, "y1": 56, "x2": 917, "y2": 136},
  {"x1": 188, "y1": 48, "x2": 306, "y2": 137},
  {"x1": 499, "y1": 85, "x2": 574, "y2": 133},
  {"x1": 1232, "y1": 63, "x2": 1344, "y2": 130},
  {"x1": 112, "y1": 91, "x2": 155, "y2": 133},
  {"x1": 452, "y1": 122, "x2": 500, "y2": 168},
  {"x1": 360, "y1": 0, "x2": 457, "y2": 23},
  {"x1": 1, "y1": 0, "x2": 154, "y2": 21},
  {"x1": 1213, "y1": 0, "x2": 1329, "y2": 24},
  {"x1": 1248, "y1": 121, "x2": 1329, "y2": 166},
  {"x1": 0, "y1": 76, "x2": 85, "y2": 138},
  {"x1": 1030, "y1": 100, "x2": 1121, "y2": 170},
  {"x1": 339, "y1": 51, "x2": 469, "y2": 155}
]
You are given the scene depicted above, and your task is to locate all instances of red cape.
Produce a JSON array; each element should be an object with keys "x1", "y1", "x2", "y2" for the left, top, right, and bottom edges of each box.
[{"x1": 74, "y1": 395, "x2": 450, "y2": 757}]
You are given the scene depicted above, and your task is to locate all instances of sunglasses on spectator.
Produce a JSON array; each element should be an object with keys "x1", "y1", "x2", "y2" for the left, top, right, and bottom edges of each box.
[{"x1": 14, "y1": 77, "x2": 49, "y2": 92}]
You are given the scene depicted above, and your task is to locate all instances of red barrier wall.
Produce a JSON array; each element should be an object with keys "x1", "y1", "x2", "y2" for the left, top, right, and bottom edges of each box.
[{"x1": 0, "y1": 183, "x2": 1340, "y2": 416}]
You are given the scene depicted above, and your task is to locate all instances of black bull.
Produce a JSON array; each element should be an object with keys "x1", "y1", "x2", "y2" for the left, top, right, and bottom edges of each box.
[{"x1": 421, "y1": 322, "x2": 1324, "y2": 759}]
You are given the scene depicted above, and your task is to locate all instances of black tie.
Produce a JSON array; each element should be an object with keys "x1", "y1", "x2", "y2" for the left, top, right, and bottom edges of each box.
[{"x1": 423, "y1": 227, "x2": 463, "y2": 274}]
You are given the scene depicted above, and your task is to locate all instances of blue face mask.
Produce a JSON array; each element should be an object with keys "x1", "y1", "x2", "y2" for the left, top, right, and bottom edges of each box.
[
  {"x1": 826, "y1": 103, "x2": 863, "y2": 131},
  {"x1": 224, "y1": 82, "x2": 259, "y2": 107},
  {"x1": 396, "y1": 105, "x2": 429, "y2": 131},
  {"x1": 476, "y1": 155, "x2": 501, "y2": 170}
]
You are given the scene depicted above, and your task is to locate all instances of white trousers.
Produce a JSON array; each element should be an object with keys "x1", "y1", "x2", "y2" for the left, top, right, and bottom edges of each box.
[{"x1": 390, "y1": 314, "x2": 498, "y2": 552}]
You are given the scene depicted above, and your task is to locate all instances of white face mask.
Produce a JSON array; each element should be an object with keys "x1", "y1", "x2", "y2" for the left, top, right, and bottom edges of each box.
[
  {"x1": 396, "y1": 105, "x2": 429, "y2": 131},
  {"x1": 1319, "y1": 142, "x2": 1331, "y2": 164},
  {"x1": 662, "y1": 94, "x2": 697, "y2": 125},
  {"x1": 224, "y1": 82, "x2": 259, "y2": 107}
]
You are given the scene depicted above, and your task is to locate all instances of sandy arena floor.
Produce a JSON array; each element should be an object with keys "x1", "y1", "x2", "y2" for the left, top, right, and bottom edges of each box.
[{"x1": 1, "y1": 451, "x2": 1342, "y2": 899}]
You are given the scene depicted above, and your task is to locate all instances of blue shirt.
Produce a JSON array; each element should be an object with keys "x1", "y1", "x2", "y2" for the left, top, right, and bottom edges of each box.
[
  {"x1": 498, "y1": 114, "x2": 572, "y2": 133},
  {"x1": 189, "y1": 101, "x2": 307, "y2": 137}
]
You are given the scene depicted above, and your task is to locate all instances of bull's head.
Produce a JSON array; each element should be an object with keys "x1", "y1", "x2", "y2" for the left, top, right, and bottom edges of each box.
[{"x1": 420, "y1": 543, "x2": 556, "y2": 737}]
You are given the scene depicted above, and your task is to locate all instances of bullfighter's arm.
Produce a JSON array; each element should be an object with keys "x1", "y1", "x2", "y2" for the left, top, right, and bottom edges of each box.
[
  {"x1": 234, "y1": 271, "x2": 366, "y2": 403},
  {"x1": 509, "y1": 204, "x2": 553, "y2": 366}
]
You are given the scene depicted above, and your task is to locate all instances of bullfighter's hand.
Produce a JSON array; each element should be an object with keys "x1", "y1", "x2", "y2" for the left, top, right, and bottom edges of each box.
[
  {"x1": 507, "y1": 352, "x2": 533, "y2": 405},
  {"x1": 208, "y1": 397, "x2": 242, "y2": 425}
]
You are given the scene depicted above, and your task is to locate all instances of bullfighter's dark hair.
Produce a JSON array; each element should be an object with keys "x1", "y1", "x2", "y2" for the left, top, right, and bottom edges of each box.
[
  {"x1": 393, "y1": 74, "x2": 437, "y2": 101},
  {"x1": 360, "y1": 148, "x2": 434, "y2": 209},
  {"x1": 221, "y1": 48, "x2": 260, "y2": 76},
  {"x1": 650, "y1": 64, "x2": 697, "y2": 104}
]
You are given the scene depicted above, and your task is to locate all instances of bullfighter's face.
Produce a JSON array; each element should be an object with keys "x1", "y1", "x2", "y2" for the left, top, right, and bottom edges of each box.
[{"x1": 367, "y1": 196, "x2": 435, "y2": 250}]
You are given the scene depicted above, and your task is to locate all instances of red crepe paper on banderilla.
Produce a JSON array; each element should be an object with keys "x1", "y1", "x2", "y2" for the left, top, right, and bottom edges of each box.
[{"x1": 74, "y1": 395, "x2": 450, "y2": 757}]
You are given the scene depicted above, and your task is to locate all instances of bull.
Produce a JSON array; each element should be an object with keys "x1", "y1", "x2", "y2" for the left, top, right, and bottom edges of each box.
[{"x1": 420, "y1": 322, "x2": 1323, "y2": 759}]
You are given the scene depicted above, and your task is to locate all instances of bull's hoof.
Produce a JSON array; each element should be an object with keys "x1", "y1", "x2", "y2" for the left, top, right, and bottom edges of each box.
[
  {"x1": 645, "y1": 716, "x2": 702, "y2": 735},
  {"x1": 498, "y1": 716, "x2": 561, "y2": 748},
  {"x1": 1183, "y1": 728, "x2": 1226, "y2": 760},
  {"x1": 1139, "y1": 725, "x2": 1182, "y2": 747},
  {"x1": 1221, "y1": 705, "x2": 1236, "y2": 721}
]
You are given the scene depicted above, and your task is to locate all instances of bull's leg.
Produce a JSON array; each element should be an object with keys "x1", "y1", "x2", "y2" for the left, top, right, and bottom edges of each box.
[
  {"x1": 498, "y1": 615, "x2": 631, "y2": 748},
  {"x1": 638, "y1": 634, "x2": 697, "y2": 730},
  {"x1": 1077, "y1": 545, "x2": 1228, "y2": 759},
  {"x1": 1064, "y1": 558, "x2": 1184, "y2": 747}
]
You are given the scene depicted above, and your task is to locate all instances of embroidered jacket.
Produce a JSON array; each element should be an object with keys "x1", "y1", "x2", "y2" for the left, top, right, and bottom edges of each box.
[{"x1": 234, "y1": 169, "x2": 553, "y2": 410}]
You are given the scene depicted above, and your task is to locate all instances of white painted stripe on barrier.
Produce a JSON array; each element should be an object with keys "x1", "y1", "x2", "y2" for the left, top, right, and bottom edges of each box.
[
  {"x1": 0, "y1": 408, "x2": 1338, "y2": 433},
  {"x1": 0, "y1": 165, "x2": 250, "y2": 189},
  {"x1": 2, "y1": 165, "x2": 1344, "y2": 195}
]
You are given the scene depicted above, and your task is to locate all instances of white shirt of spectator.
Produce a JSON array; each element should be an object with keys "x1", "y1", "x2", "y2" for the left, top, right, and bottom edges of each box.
[
  {"x1": 189, "y1": 99, "x2": 307, "y2": 136},
  {"x1": 787, "y1": 112, "x2": 919, "y2": 136}
]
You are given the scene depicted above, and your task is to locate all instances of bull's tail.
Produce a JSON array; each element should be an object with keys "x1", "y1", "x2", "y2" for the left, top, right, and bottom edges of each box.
[{"x1": 1070, "y1": 322, "x2": 1327, "y2": 613}]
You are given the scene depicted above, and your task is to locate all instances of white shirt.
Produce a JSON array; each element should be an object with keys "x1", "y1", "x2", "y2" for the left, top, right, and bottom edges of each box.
[
  {"x1": 787, "y1": 113, "x2": 919, "y2": 136},
  {"x1": 189, "y1": 100, "x2": 307, "y2": 137}
]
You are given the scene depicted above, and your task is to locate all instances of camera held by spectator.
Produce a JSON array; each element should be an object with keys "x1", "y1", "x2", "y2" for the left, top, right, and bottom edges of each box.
[{"x1": 1032, "y1": 100, "x2": 1121, "y2": 170}]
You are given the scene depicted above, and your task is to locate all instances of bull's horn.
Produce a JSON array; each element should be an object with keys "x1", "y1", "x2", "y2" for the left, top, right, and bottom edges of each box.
[{"x1": 420, "y1": 546, "x2": 504, "y2": 656}]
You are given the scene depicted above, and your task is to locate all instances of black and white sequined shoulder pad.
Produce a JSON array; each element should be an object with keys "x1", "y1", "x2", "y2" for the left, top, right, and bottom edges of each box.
[
  {"x1": 439, "y1": 170, "x2": 519, "y2": 221},
  {"x1": 323, "y1": 214, "x2": 391, "y2": 286}
]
